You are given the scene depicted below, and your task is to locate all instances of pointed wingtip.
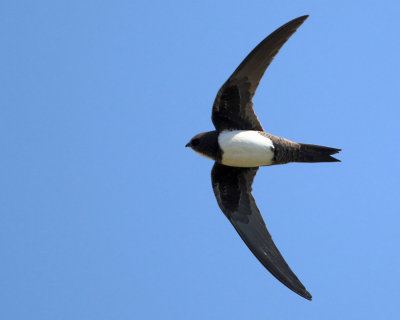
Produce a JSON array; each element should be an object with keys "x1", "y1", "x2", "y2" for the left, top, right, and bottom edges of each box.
[
  {"x1": 280, "y1": 15, "x2": 309, "y2": 30},
  {"x1": 303, "y1": 290, "x2": 312, "y2": 301},
  {"x1": 293, "y1": 15, "x2": 309, "y2": 23},
  {"x1": 276, "y1": 15, "x2": 309, "y2": 37},
  {"x1": 288, "y1": 280, "x2": 312, "y2": 300},
  {"x1": 300, "y1": 14, "x2": 310, "y2": 20},
  {"x1": 292, "y1": 285, "x2": 312, "y2": 300}
]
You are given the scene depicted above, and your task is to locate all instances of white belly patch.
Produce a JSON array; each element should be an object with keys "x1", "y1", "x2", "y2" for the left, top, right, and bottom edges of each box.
[{"x1": 218, "y1": 130, "x2": 274, "y2": 167}]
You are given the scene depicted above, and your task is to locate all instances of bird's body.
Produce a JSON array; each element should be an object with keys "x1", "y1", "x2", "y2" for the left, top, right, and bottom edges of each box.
[
  {"x1": 186, "y1": 15, "x2": 340, "y2": 301},
  {"x1": 190, "y1": 129, "x2": 340, "y2": 167},
  {"x1": 218, "y1": 130, "x2": 274, "y2": 167}
]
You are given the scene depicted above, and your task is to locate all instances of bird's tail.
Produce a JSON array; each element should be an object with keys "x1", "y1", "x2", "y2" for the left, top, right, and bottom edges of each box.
[{"x1": 295, "y1": 143, "x2": 341, "y2": 163}]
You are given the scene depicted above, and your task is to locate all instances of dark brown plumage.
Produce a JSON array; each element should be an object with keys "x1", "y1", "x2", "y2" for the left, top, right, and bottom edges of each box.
[
  {"x1": 260, "y1": 132, "x2": 341, "y2": 164},
  {"x1": 212, "y1": 16, "x2": 310, "y2": 132},
  {"x1": 186, "y1": 15, "x2": 341, "y2": 301},
  {"x1": 211, "y1": 163, "x2": 312, "y2": 300}
]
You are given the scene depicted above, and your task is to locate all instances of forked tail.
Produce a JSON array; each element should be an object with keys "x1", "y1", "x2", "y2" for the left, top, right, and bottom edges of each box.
[{"x1": 296, "y1": 143, "x2": 341, "y2": 163}]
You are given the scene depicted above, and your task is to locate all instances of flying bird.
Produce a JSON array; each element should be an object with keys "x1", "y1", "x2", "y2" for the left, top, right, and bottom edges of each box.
[{"x1": 186, "y1": 15, "x2": 340, "y2": 301}]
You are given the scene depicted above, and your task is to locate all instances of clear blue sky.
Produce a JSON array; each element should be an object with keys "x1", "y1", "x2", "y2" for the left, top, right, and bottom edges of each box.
[{"x1": 1, "y1": 1, "x2": 400, "y2": 319}]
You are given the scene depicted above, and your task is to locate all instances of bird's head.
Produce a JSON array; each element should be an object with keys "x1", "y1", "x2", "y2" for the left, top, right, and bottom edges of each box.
[{"x1": 185, "y1": 131, "x2": 219, "y2": 161}]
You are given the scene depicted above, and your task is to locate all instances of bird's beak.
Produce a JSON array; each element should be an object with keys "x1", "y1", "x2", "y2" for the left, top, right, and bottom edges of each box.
[{"x1": 185, "y1": 142, "x2": 190, "y2": 148}]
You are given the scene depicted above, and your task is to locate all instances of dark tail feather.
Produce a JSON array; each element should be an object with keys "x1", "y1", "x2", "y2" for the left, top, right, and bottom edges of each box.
[{"x1": 296, "y1": 143, "x2": 341, "y2": 163}]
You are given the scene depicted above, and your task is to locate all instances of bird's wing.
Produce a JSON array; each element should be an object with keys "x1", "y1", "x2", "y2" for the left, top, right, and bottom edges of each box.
[
  {"x1": 212, "y1": 15, "x2": 308, "y2": 131},
  {"x1": 211, "y1": 162, "x2": 312, "y2": 300}
]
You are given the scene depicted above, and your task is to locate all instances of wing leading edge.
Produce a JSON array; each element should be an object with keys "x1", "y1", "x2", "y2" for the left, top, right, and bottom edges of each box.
[
  {"x1": 211, "y1": 162, "x2": 312, "y2": 300},
  {"x1": 212, "y1": 15, "x2": 309, "y2": 131}
]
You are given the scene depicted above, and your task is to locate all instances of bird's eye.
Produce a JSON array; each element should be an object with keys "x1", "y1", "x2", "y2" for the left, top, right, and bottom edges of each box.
[{"x1": 191, "y1": 139, "x2": 199, "y2": 146}]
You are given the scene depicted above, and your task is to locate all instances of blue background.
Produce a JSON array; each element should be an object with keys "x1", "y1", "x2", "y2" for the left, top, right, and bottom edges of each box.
[{"x1": 1, "y1": 1, "x2": 400, "y2": 319}]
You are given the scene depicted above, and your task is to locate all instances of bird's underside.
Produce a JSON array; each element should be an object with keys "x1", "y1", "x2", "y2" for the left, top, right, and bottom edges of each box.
[
  {"x1": 218, "y1": 130, "x2": 340, "y2": 168},
  {"x1": 186, "y1": 15, "x2": 341, "y2": 300}
]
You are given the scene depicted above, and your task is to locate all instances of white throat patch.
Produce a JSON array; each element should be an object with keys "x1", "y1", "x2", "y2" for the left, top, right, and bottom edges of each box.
[
  {"x1": 218, "y1": 130, "x2": 274, "y2": 167},
  {"x1": 194, "y1": 150, "x2": 213, "y2": 160}
]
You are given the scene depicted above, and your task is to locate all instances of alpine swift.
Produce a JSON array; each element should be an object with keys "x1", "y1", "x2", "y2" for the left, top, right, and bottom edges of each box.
[{"x1": 185, "y1": 15, "x2": 340, "y2": 300}]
